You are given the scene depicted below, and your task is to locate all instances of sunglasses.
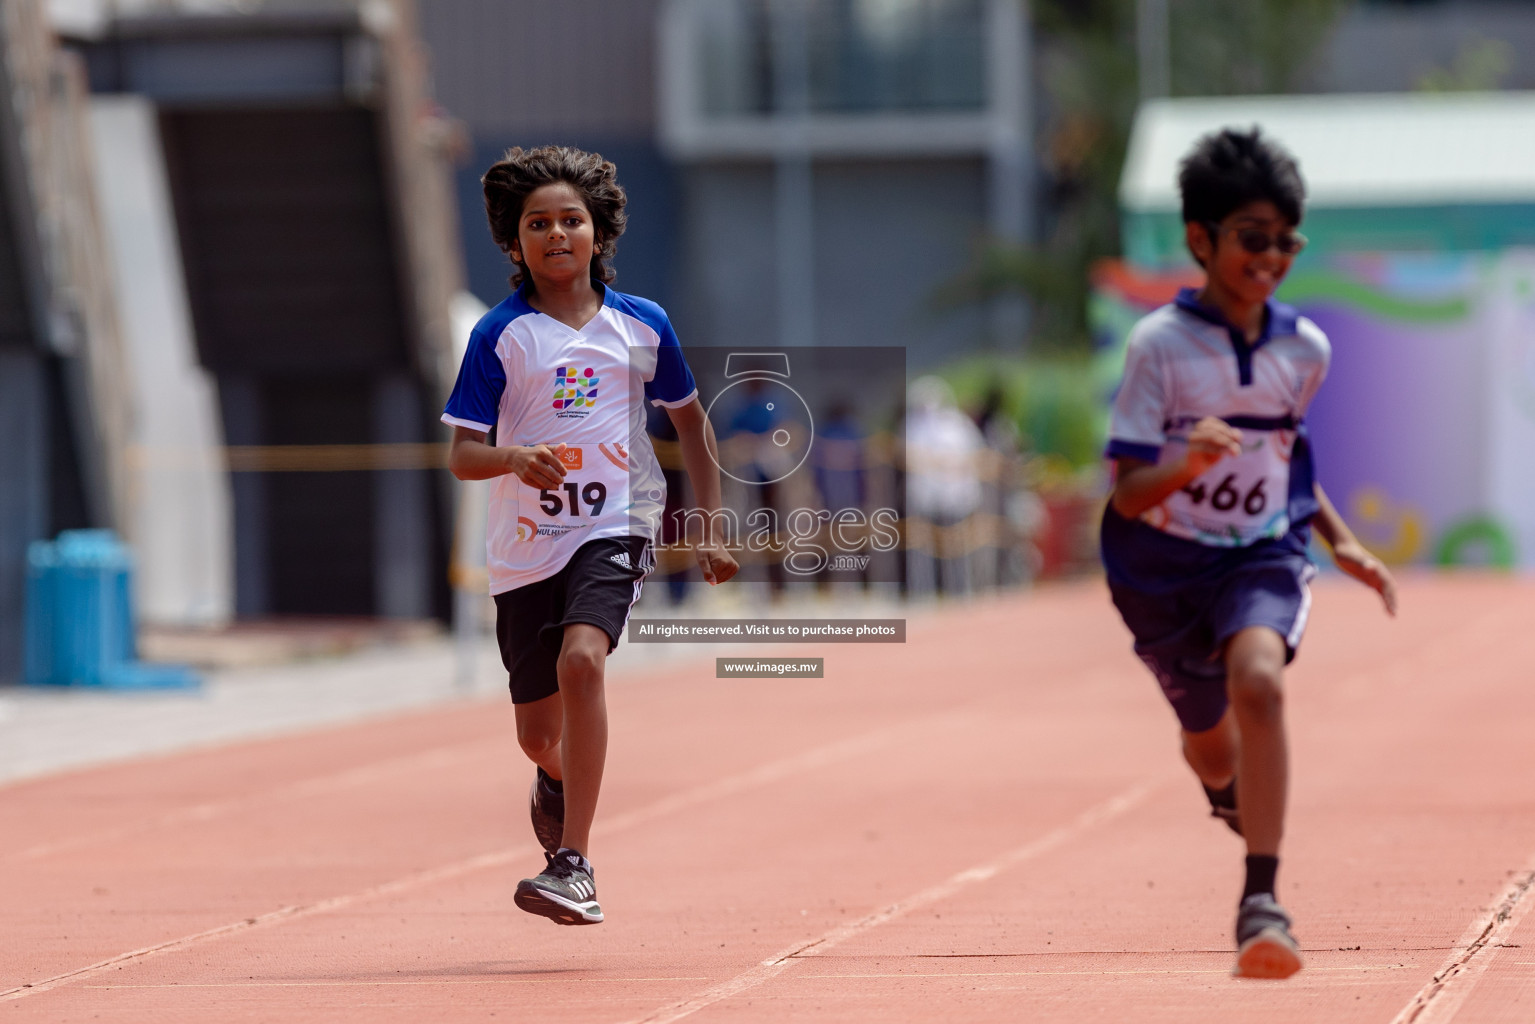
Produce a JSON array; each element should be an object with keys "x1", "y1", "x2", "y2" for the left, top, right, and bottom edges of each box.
[{"x1": 1206, "y1": 222, "x2": 1307, "y2": 256}]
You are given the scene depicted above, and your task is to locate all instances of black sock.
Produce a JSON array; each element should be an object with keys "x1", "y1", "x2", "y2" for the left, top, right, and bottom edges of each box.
[
  {"x1": 539, "y1": 767, "x2": 563, "y2": 793},
  {"x1": 1203, "y1": 780, "x2": 1237, "y2": 811},
  {"x1": 1243, "y1": 854, "x2": 1279, "y2": 900}
]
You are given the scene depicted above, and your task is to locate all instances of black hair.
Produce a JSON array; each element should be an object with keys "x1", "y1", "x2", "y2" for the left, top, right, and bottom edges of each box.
[
  {"x1": 1178, "y1": 127, "x2": 1305, "y2": 228},
  {"x1": 481, "y1": 145, "x2": 627, "y2": 289}
]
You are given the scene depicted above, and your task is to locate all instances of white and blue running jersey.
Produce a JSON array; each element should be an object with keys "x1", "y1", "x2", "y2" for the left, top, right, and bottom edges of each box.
[
  {"x1": 1102, "y1": 288, "x2": 1330, "y2": 590},
  {"x1": 442, "y1": 283, "x2": 698, "y2": 594}
]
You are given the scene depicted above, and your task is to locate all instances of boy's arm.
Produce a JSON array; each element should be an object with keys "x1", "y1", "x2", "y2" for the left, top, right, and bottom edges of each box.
[
  {"x1": 1311, "y1": 484, "x2": 1398, "y2": 616},
  {"x1": 447, "y1": 425, "x2": 568, "y2": 487},
  {"x1": 664, "y1": 398, "x2": 739, "y2": 586},
  {"x1": 1110, "y1": 416, "x2": 1243, "y2": 519}
]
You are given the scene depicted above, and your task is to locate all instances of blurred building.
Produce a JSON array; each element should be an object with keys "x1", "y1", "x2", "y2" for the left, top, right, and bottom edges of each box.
[
  {"x1": 0, "y1": 0, "x2": 130, "y2": 685},
  {"x1": 418, "y1": 0, "x2": 1032, "y2": 368},
  {"x1": 49, "y1": 0, "x2": 464, "y2": 625},
  {"x1": 12, "y1": 0, "x2": 1535, "y2": 681}
]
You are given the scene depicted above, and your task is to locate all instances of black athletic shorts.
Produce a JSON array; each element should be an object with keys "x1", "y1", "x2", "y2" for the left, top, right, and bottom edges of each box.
[{"x1": 493, "y1": 536, "x2": 652, "y2": 704}]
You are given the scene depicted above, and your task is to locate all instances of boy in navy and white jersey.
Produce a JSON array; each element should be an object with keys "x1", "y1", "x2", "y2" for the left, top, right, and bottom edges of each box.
[
  {"x1": 444, "y1": 146, "x2": 737, "y2": 926},
  {"x1": 1102, "y1": 128, "x2": 1397, "y2": 978}
]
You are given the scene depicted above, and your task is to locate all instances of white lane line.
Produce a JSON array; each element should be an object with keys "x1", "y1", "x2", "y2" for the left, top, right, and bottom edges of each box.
[
  {"x1": 0, "y1": 713, "x2": 957, "y2": 1004},
  {"x1": 1388, "y1": 860, "x2": 1535, "y2": 1024},
  {"x1": 10, "y1": 742, "x2": 500, "y2": 862},
  {"x1": 620, "y1": 776, "x2": 1165, "y2": 1024},
  {"x1": 0, "y1": 847, "x2": 531, "y2": 1003},
  {"x1": 84, "y1": 977, "x2": 712, "y2": 989},
  {"x1": 795, "y1": 964, "x2": 1410, "y2": 979}
]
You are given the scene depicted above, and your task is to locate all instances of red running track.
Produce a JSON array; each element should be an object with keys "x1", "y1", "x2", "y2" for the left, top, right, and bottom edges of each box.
[{"x1": 3, "y1": 575, "x2": 1535, "y2": 1023}]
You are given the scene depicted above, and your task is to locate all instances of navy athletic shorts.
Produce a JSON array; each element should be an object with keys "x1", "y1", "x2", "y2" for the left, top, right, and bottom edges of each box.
[
  {"x1": 1108, "y1": 552, "x2": 1316, "y2": 734},
  {"x1": 493, "y1": 536, "x2": 651, "y2": 704}
]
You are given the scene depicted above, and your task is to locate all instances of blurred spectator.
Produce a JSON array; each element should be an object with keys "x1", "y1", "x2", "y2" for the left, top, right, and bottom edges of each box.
[
  {"x1": 814, "y1": 400, "x2": 868, "y2": 586},
  {"x1": 972, "y1": 384, "x2": 1049, "y2": 587},
  {"x1": 972, "y1": 384, "x2": 1021, "y2": 455},
  {"x1": 905, "y1": 376, "x2": 984, "y2": 597},
  {"x1": 717, "y1": 377, "x2": 795, "y2": 593},
  {"x1": 814, "y1": 400, "x2": 866, "y2": 513}
]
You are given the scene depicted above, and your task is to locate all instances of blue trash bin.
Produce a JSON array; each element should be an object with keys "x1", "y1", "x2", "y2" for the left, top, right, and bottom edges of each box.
[
  {"x1": 54, "y1": 530, "x2": 135, "y2": 686},
  {"x1": 23, "y1": 530, "x2": 198, "y2": 690}
]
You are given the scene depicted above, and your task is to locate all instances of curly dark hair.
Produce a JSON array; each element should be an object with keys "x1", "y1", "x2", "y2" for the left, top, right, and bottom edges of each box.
[
  {"x1": 1179, "y1": 126, "x2": 1305, "y2": 228},
  {"x1": 481, "y1": 145, "x2": 628, "y2": 289}
]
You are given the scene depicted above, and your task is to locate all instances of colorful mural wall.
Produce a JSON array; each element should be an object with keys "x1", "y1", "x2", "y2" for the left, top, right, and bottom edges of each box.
[{"x1": 1091, "y1": 253, "x2": 1535, "y2": 569}]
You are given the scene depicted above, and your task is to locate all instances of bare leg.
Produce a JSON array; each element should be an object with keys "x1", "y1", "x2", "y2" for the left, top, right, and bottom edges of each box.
[
  {"x1": 1224, "y1": 626, "x2": 1289, "y2": 857},
  {"x1": 555, "y1": 623, "x2": 610, "y2": 858},
  {"x1": 513, "y1": 690, "x2": 564, "y2": 780},
  {"x1": 1182, "y1": 708, "x2": 1238, "y2": 789}
]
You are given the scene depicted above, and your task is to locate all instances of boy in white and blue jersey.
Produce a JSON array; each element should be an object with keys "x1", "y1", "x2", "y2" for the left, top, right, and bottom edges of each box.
[
  {"x1": 444, "y1": 146, "x2": 737, "y2": 926},
  {"x1": 1102, "y1": 128, "x2": 1397, "y2": 978}
]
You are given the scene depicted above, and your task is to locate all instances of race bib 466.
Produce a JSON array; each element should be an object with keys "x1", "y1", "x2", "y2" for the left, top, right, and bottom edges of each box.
[{"x1": 1141, "y1": 430, "x2": 1293, "y2": 547}]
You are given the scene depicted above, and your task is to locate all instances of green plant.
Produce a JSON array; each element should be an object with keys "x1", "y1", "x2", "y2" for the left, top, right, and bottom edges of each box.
[{"x1": 940, "y1": 354, "x2": 1108, "y2": 469}]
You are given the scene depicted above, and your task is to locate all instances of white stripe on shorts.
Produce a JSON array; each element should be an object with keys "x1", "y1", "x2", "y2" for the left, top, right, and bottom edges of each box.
[
  {"x1": 618, "y1": 542, "x2": 651, "y2": 638},
  {"x1": 1287, "y1": 564, "x2": 1318, "y2": 649}
]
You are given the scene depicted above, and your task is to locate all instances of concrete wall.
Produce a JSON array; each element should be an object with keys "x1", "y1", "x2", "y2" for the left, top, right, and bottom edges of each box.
[
  {"x1": 0, "y1": 354, "x2": 49, "y2": 683},
  {"x1": 88, "y1": 95, "x2": 232, "y2": 627},
  {"x1": 418, "y1": 2, "x2": 678, "y2": 315},
  {"x1": 1, "y1": 0, "x2": 129, "y2": 682},
  {"x1": 419, "y1": 0, "x2": 661, "y2": 138},
  {"x1": 419, "y1": 0, "x2": 996, "y2": 368},
  {"x1": 677, "y1": 158, "x2": 989, "y2": 366}
]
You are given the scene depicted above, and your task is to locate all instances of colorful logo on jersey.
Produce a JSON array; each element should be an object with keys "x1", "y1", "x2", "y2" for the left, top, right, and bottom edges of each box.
[{"x1": 553, "y1": 367, "x2": 599, "y2": 416}]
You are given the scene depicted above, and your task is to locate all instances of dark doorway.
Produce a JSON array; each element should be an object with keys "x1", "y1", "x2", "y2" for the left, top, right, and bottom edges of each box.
[
  {"x1": 160, "y1": 104, "x2": 445, "y2": 618},
  {"x1": 263, "y1": 376, "x2": 375, "y2": 616}
]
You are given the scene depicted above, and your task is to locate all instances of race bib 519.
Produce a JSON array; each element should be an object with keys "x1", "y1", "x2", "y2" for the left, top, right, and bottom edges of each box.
[{"x1": 514, "y1": 443, "x2": 631, "y2": 542}]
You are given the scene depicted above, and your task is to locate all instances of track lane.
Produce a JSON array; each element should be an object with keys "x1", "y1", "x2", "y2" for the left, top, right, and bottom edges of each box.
[{"x1": 3, "y1": 578, "x2": 1534, "y2": 1023}]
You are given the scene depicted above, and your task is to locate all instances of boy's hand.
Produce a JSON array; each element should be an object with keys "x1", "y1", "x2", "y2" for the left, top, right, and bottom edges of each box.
[
  {"x1": 1184, "y1": 416, "x2": 1244, "y2": 475},
  {"x1": 1332, "y1": 538, "x2": 1399, "y2": 616},
  {"x1": 507, "y1": 443, "x2": 568, "y2": 489},
  {"x1": 694, "y1": 539, "x2": 739, "y2": 586}
]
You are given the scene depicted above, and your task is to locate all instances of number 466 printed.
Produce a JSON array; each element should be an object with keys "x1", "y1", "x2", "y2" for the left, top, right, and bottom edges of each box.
[{"x1": 1182, "y1": 473, "x2": 1268, "y2": 516}]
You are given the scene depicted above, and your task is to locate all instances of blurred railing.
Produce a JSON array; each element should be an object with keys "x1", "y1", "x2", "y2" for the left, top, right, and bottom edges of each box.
[
  {"x1": 650, "y1": 431, "x2": 1103, "y2": 597},
  {"x1": 125, "y1": 430, "x2": 1103, "y2": 619}
]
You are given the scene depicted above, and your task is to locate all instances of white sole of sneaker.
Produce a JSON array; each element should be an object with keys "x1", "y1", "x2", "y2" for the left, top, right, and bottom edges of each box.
[
  {"x1": 514, "y1": 882, "x2": 603, "y2": 926},
  {"x1": 1233, "y1": 927, "x2": 1302, "y2": 979}
]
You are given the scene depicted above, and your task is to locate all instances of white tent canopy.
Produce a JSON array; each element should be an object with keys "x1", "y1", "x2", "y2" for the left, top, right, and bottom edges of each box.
[{"x1": 1121, "y1": 92, "x2": 1535, "y2": 213}]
